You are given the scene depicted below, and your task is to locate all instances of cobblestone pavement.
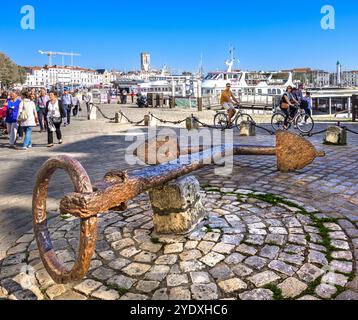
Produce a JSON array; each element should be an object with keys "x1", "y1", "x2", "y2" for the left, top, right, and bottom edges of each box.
[{"x1": 0, "y1": 105, "x2": 357, "y2": 300}]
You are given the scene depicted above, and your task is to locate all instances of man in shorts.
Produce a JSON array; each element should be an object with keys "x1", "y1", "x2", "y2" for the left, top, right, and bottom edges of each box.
[{"x1": 220, "y1": 83, "x2": 240, "y2": 127}]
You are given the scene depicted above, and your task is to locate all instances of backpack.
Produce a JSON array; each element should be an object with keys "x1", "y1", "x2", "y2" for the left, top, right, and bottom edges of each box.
[{"x1": 300, "y1": 99, "x2": 309, "y2": 109}]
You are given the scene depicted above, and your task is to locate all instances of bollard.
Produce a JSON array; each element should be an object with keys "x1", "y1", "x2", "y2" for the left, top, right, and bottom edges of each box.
[
  {"x1": 324, "y1": 126, "x2": 347, "y2": 145},
  {"x1": 197, "y1": 97, "x2": 203, "y2": 112},
  {"x1": 239, "y1": 121, "x2": 256, "y2": 136},
  {"x1": 186, "y1": 117, "x2": 199, "y2": 130},
  {"x1": 114, "y1": 112, "x2": 120, "y2": 123},
  {"x1": 88, "y1": 105, "x2": 97, "y2": 120},
  {"x1": 144, "y1": 114, "x2": 157, "y2": 127},
  {"x1": 149, "y1": 175, "x2": 206, "y2": 234}
]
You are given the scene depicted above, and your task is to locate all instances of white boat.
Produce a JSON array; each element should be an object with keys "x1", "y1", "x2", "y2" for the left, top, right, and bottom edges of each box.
[{"x1": 201, "y1": 49, "x2": 294, "y2": 99}]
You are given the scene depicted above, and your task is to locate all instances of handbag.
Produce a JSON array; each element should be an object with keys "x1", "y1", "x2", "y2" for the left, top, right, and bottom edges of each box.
[
  {"x1": 280, "y1": 102, "x2": 289, "y2": 110},
  {"x1": 51, "y1": 116, "x2": 62, "y2": 125},
  {"x1": 18, "y1": 107, "x2": 28, "y2": 122}
]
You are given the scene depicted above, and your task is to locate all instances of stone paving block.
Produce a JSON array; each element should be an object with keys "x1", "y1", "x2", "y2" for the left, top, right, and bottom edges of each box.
[
  {"x1": 166, "y1": 274, "x2": 188, "y2": 287},
  {"x1": 236, "y1": 244, "x2": 257, "y2": 256},
  {"x1": 92, "y1": 286, "x2": 120, "y2": 300},
  {"x1": 268, "y1": 260, "x2": 296, "y2": 277},
  {"x1": 335, "y1": 290, "x2": 358, "y2": 300},
  {"x1": 321, "y1": 272, "x2": 348, "y2": 287},
  {"x1": 278, "y1": 277, "x2": 308, "y2": 298},
  {"x1": 54, "y1": 290, "x2": 87, "y2": 300},
  {"x1": 239, "y1": 289, "x2": 274, "y2": 301},
  {"x1": 136, "y1": 280, "x2": 160, "y2": 293},
  {"x1": 315, "y1": 284, "x2": 337, "y2": 299},
  {"x1": 297, "y1": 263, "x2": 325, "y2": 283},
  {"x1": 190, "y1": 272, "x2": 211, "y2": 284},
  {"x1": 169, "y1": 287, "x2": 191, "y2": 300},
  {"x1": 218, "y1": 278, "x2": 247, "y2": 293},
  {"x1": 121, "y1": 263, "x2": 151, "y2": 277},
  {"x1": 209, "y1": 264, "x2": 234, "y2": 280},
  {"x1": 144, "y1": 265, "x2": 170, "y2": 282},
  {"x1": 248, "y1": 271, "x2": 281, "y2": 288},
  {"x1": 200, "y1": 252, "x2": 225, "y2": 267},
  {"x1": 190, "y1": 283, "x2": 218, "y2": 300}
]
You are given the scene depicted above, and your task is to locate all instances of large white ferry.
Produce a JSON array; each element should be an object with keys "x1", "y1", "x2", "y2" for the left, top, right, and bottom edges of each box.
[{"x1": 201, "y1": 50, "x2": 294, "y2": 98}]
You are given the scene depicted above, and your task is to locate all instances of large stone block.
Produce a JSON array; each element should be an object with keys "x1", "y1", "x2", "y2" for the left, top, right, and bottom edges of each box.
[
  {"x1": 149, "y1": 176, "x2": 206, "y2": 234},
  {"x1": 324, "y1": 126, "x2": 347, "y2": 145},
  {"x1": 239, "y1": 121, "x2": 256, "y2": 136}
]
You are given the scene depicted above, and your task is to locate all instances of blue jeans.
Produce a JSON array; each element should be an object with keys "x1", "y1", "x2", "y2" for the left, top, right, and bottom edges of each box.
[{"x1": 23, "y1": 126, "x2": 33, "y2": 148}]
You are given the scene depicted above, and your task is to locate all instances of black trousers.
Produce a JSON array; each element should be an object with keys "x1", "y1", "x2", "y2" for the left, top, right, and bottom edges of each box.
[
  {"x1": 280, "y1": 108, "x2": 290, "y2": 126},
  {"x1": 47, "y1": 122, "x2": 62, "y2": 144}
]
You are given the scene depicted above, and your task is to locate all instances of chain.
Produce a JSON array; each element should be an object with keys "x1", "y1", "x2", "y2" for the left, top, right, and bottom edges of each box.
[
  {"x1": 94, "y1": 104, "x2": 116, "y2": 121},
  {"x1": 343, "y1": 127, "x2": 358, "y2": 135},
  {"x1": 191, "y1": 115, "x2": 224, "y2": 130},
  {"x1": 250, "y1": 122, "x2": 276, "y2": 135},
  {"x1": 149, "y1": 113, "x2": 187, "y2": 125},
  {"x1": 119, "y1": 111, "x2": 145, "y2": 125}
]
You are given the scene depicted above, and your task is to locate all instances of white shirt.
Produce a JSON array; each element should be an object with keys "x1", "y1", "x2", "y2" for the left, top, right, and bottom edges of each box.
[
  {"x1": 47, "y1": 100, "x2": 61, "y2": 118},
  {"x1": 21, "y1": 99, "x2": 37, "y2": 127}
]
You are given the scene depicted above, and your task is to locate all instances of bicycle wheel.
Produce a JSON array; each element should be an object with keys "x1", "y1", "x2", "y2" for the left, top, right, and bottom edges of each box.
[
  {"x1": 271, "y1": 112, "x2": 286, "y2": 131},
  {"x1": 235, "y1": 112, "x2": 254, "y2": 130},
  {"x1": 296, "y1": 113, "x2": 314, "y2": 134},
  {"x1": 214, "y1": 112, "x2": 228, "y2": 128}
]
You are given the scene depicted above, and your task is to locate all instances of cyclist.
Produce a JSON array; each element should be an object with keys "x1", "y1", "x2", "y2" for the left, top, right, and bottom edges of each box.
[
  {"x1": 220, "y1": 83, "x2": 240, "y2": 127},
  {"x1": 280, "y1": 86, "x2": 298, "y2": 129}
]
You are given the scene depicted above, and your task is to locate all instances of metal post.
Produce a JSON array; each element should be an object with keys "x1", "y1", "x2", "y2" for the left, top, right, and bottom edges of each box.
[
  {"x1": 347, "y1": 96, "x2": 352, "y2": 119},
  {"x1": 329, "y1": 97, "x2": 332, "y2": 115}
]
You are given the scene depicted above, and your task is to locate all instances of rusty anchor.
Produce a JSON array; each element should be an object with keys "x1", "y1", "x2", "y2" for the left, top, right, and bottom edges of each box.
[{"x1": 32, "y1": 131, "x2": 325, "y2": 283}]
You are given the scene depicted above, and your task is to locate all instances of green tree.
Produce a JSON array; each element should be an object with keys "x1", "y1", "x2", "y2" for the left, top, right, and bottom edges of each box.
[{"x1": 0, "y1": 52, "x2": 26, "y2": 89}]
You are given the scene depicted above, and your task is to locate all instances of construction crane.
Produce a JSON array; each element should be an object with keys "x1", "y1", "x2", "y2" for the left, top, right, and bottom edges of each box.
[{"x1": 38, "y1": 50, "x2": 81, "y2": 67}]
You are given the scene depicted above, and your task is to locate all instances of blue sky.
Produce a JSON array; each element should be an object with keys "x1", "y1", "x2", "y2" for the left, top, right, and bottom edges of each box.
[{"x1": 0, "y1": 0, "x2": 357, "y2": 72}]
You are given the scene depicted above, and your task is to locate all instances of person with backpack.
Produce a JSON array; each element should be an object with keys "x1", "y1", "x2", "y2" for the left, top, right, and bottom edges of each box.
[
  {"x1": 5, "y1": 91, "x2": 23, "y2": 148},
  {"x1": 45, "y1": 91, "x2": 64, "y2": 148}
]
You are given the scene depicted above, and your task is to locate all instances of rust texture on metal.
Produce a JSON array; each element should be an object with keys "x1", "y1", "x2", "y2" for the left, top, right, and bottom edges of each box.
[
  {"x1": 32, "y1": 155, "x2": 97, "y2": 284},
  {"x1": 33, "y1": 131, "x2": 325, "y2": 283},
  {"x1": 276, "y1": 131, "x2": 325, "y2": 172}
]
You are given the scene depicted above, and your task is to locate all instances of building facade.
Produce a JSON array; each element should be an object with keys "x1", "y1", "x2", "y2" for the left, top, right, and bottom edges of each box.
[
  {"x1": 342, "y1": 71, "x2": 358, "y2": 87},
  {"x1": 25, "y1": 66, "x2": 110, "y2": 88}
]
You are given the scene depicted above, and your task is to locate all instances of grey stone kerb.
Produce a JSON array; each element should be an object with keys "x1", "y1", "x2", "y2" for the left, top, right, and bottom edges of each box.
[{"x1": 148, "y1": 175, "x2": 206, "y2": 234}]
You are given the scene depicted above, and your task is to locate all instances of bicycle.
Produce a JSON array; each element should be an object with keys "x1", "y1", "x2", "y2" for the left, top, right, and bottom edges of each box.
[
  {"x1": 271, "y1": 106, "x2": 314, "y2": 134},
  {"x1": 214, "y1": 105, "x2": 254, "y2": 130}
]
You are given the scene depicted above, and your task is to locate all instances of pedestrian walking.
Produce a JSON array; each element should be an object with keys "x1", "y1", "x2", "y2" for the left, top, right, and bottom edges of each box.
[
  {"x1": 122, "y1": 89, "x2": 128, "y2": 104},
  {"x1": 5, "y1": 91, "x2": 23, "y2": 148},
  {"x1": 83, "y1": 89, "x2": 93, "y2": 119},
  {"x1": 72, "y1": 91, "x2": 81, "y2": 117},
  {"x1": 61, "y1": 90, "x2": 73, "y2": 126},
  {"x1": 17, "y1": 91, "x2": 38, "y2": 150},
  {"x1": 45, "y1": 91, "x2": 64, "y2": 148},
  {"x1": 36, "y1": 89, "x2": 49, "y2": 132}
]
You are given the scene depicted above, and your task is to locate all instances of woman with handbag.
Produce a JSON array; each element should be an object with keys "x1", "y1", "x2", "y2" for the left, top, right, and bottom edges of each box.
[
  {"x1": 45, "y1": 91, "x2": 63, "y2": 148},
  {"x1": 17, "y1": 91, "x2": 39, "y2": 150}
]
